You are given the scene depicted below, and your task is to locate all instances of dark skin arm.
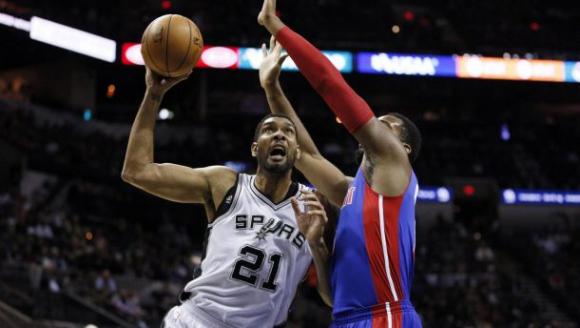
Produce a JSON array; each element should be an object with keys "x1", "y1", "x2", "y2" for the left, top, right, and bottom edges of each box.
[
  {"x1": 121, "y1": 68, "x2": 237, "y2": 221},
  {"x1": 292, "y1": 190, "x2": 332, "y2": 306},
  {"x1": 258, "y1": 0, "x2": 412, "y2": 196},
  {"x1": 259, "y1": 37, "x2": 351, "y2": 206}
]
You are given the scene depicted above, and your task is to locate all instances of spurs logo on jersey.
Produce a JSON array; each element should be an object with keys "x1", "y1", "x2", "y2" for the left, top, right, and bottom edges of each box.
[{"x1": 182, "y1": 174, "x2": 312, "y2": 328}]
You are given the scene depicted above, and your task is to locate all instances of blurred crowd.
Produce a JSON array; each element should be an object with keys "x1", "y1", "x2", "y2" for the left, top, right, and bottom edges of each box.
[
  {"x1": 413, "y1": 217, "x2": 562, "y2": 327},
  {"x1": 505, "y1": 224, "x2": 580, "y2": 325}
]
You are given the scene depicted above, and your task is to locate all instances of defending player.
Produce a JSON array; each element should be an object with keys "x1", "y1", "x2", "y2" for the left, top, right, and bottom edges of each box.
[
  {"x1": 258, "y1": 1, "x2": 423, "y2": 327},
  {"x1": 121, "y1": 67, "x2": 331, "y2": 327}
]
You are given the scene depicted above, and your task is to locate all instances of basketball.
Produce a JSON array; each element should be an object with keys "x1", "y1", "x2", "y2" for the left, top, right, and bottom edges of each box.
[{"x1": 141, "y1": 14, "x2": 203, "y2": 77}]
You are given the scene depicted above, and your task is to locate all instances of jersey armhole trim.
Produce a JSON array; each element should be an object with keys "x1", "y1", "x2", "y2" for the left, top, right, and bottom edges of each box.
[{"x1": 210, "y1": 174, "x2": 241, "y2": 227}]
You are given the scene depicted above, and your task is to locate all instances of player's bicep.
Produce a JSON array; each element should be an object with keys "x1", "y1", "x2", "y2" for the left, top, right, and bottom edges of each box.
[
  {"x1": 296, "y1": 153, "x2": 351, "y2": 206},
  {"x1": 353, "y1": 118, "x2": 408, "y2": 165},
  {"x1": 125, "y1": 164, "x2": 234, "y2": 204}
]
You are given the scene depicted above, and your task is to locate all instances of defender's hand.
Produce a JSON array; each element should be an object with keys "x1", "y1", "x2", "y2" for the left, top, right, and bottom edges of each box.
[
  {"x1": 291, "y1": 190, "x2": 328, "y2": 245},
  {"x1": 258, "y1": 0, "x2": 285, "y2": 34},
  {"x1": 145, "y1": 67, "x2": 191, "y2": 98},
  {"x1": 259, "y1": 36, "x2": 289, "y2": 89}
]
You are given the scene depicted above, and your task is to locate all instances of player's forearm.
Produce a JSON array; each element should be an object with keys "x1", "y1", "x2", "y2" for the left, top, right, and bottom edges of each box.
[
  {"x1": 122, "y1": 90, "x2": 162, "y2": 180},
  {"x1": 263, "y1": 82, "x2": 321, "y2": 157},
  {"x1": 275, "y1": 27, "x2": 374, "y2": 134},
  {"x1": 310, "y1": 239, "x2": 332, "y2": 307}
]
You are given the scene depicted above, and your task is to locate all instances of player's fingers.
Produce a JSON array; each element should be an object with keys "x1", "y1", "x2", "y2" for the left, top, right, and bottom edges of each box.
[
  {"x1": 307, "y1": 210, "x2": 327, "y2": 219},
  {"x1": 261, "y1": 43, "x2": 268, "y2": 58},
  {"x1": 277, "y1": 53, "x2": 289, "y2": 66},
  {"x1": 273, "y1": 38, "x2": 283, "y2": 53},
  {"x1": 302, "y1": 200, "x2": 324, "y2": 210},
  {"x1": 269, "y1": 35, "x2": 276, "y2": 52},
  {"x1": 291, "y1": 197, "x2": 303, "y2": 217},
  {"x1": 176, "y1": 70, "x2": 192, "y2": 82},
  {"x1": 299, "y1": 192, "x2": 320, "y2": 202}
]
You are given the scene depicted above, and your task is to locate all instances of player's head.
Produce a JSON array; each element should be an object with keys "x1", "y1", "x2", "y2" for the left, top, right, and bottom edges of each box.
[
  {"x1": 356, "y1": 113, "x2": 422, "y2": 164},
  {"x1": 252, "y1": 114, "x2": 300, "y2": 174}
]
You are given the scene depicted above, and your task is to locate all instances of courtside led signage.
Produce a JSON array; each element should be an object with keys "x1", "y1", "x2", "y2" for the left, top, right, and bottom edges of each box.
[
  {"x1": 417, "y1": 187, "x2": 452, "y2": 203},
  {"x1": 502, "y1": 189, "x2": 580, "y2": 206},
  {"x1": 357, "y1": 53, "x2": 456, "y2": 77},
  {"x1": 196, "y1": 46, "x2": 239, "y2": 69},
  {"x1": 238, "y1": 48, "x2": 353, "y2": 73},
  {"x1": 456, "y1": 56, "x2": 565, "y2": 82}
]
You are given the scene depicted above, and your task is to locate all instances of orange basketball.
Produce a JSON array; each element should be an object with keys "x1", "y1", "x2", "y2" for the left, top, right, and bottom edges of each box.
[{"x1": 141, "y1": 14, "x2": 203, "y2": 77}]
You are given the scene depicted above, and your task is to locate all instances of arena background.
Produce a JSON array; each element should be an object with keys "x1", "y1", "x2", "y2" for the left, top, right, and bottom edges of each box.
[{"x1": 1, "y1": 0, "x2": 579, "y2": 327}]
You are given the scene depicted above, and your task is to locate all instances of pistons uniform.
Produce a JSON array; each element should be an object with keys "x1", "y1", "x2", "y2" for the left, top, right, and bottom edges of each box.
[
  {"x1": 163, "y1": 174, "x2": 312, "y2": 328},
  {"x1": 330, "y1": 168, "x2": 422, "y2": 328}
]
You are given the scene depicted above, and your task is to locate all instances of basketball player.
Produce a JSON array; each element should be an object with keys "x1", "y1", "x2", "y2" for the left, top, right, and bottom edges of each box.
[
  {"x1": 121, "y1": 67, "x2": 331, "y2": 327},
  {"x1": 258, "y1": 1, "x2": 423, "y2": 327}
]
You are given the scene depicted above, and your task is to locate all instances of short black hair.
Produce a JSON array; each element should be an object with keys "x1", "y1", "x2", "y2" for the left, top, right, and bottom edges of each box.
[
  {"x1": 253, "y1": 114, "x2": 296, "y2": 141},
  {"x1": 390, "y1": 112, "x2": 422, "y2": 163}
]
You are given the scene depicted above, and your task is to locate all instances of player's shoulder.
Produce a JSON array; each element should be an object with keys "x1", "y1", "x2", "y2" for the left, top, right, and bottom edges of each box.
[{"x1": 202, "y1": 166, "x2": 239, "y2": 195}]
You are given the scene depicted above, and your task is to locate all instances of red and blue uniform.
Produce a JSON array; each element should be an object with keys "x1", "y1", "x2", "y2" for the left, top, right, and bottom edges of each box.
[
  {"x1": 330, "y1": 168, "x2": 422, "y2": 328},
  {"x1": 274, "y1": 26, "x2": 423, "y2": 327}
]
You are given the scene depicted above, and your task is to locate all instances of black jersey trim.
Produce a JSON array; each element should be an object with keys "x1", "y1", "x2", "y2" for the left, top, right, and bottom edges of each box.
[
  {"x1": 215, "y1": 174, "x2": 240, "y2": 217},
  {"x1": 249, "y1": 176, "x2": 300, "y2": 210},
  {"x1": 191, "y1": 225, "x2": 213, "y2": 281},
  {"x1": 209, "y1": 174, "x2": 242, "y2": 227}
]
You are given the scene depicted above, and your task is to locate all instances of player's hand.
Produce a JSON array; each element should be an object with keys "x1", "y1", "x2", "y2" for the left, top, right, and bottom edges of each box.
[
  {"x1": 257, "y1": 0, "x2": 285, "y2": 34},
  {"x1": 145, "y1": 67, "x2": 191, "y2": 98},
  {"x1": 259, "y1": 36, "x2": 289, "y2": 89},
  {"x1": 291, "y1": 190, "x2": 328, "y2": 246}
]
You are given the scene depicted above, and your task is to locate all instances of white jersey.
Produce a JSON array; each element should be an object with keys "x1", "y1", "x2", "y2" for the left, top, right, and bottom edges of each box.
[{"x1": 181, "y1": 174, "x2": 313, "y2": 328}]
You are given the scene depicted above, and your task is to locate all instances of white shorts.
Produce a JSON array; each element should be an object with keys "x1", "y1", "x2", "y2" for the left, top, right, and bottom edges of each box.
[
  {"x1": 162, "y1": 302, "x2": 234, "y2": 328},
  {"x1": 161, "y1": 305, "x2": 208, "y2": 328}
]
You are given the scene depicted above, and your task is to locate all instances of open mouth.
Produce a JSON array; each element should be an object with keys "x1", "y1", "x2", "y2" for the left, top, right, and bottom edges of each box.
[{"x1": 269, "y1": 146, "x2": 287, "y2": 161}]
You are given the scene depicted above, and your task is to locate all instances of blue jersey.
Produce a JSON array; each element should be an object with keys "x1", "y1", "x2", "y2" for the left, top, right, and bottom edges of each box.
[{"x1": 330, "y1": 168, "x2": 422, "y2": 327}]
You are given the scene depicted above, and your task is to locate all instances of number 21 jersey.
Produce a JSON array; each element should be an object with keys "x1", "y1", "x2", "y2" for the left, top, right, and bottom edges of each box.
[{"x1": 182, "y1": 174, "x2": 312, "y2": 327}]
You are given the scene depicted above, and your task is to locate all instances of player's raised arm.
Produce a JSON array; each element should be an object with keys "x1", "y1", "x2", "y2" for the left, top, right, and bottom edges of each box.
[
  {"x1": 259, "y1": 37, "x2": 350, "y2": 206},
  {"x1": 121, "y1": 68, "x2": 236, "y2": 212},
  {"x1": 258, "y1": 0, "x2": 411, "y2": 195}
]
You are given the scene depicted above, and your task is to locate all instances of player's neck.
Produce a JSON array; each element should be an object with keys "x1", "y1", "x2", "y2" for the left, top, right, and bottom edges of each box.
[{"x1": 254, "y1": 169, "x2": 293, "y2": 204}]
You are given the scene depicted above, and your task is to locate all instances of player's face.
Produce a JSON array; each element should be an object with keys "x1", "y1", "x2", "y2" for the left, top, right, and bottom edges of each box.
[{"x1": 252, "y1": 117, "x2": 300, "y2": 174}]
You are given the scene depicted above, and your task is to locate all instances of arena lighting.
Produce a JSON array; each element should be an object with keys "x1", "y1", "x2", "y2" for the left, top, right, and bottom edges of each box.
[
  {"x1": 0, "y1": 12, "x2": 30, "y2": 31},
  {"x1": 564, "y1": 61, "x2": 580, "y2": 82},
  {"x1": 83, "y1": 109, "x2": 92, "y2": 122},
  {"x1": 197, "y1": 46, "x2": 239, "y2": 69},
  {"x1": 161, "y1": 0, "x2": 172, "y2": 10},
  {"x1": 121, "y1": 43, "x2": 144, "y2": 65},
  {"x1": 502, "y1": 189, "x2": 580, "y2": 206},
  {"x1": 158, "y1": 108, "x2": 174, "y2": 120},
  {"x1": 463, "y1": 185, "x2": 475, "y2": 197},
  {"x1": 29, "y1": 16, "x2": 116, "y2": 63},
  {"x1": 417, "y1": 187, "x2": 452, "y2": 203},
  {"x1": 501, "y1": 124, "x2": 511, "y2": 141},
  {"x1": 224, "y1": 161, "x2": 250, "y2": 172}
]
